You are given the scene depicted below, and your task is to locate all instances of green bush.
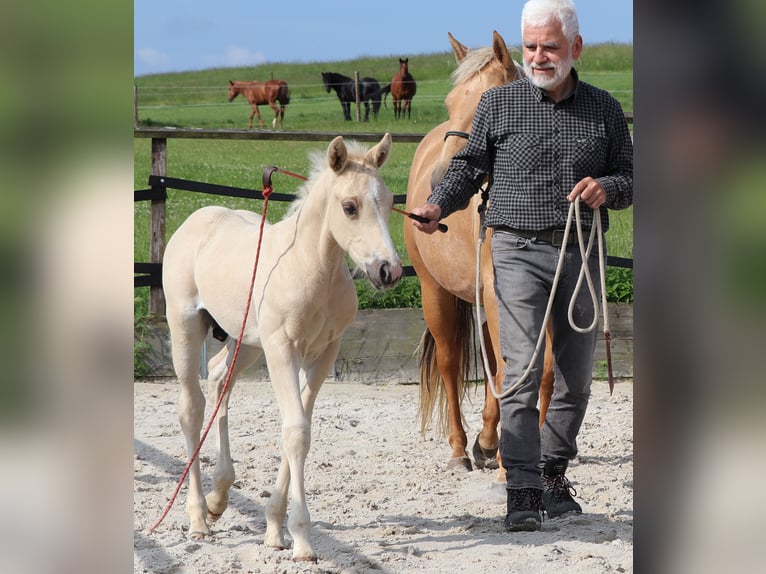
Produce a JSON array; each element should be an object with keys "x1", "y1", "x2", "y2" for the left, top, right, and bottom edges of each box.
[{"x1": 605, "y1": 267, "x2": 634, "y2": 303}]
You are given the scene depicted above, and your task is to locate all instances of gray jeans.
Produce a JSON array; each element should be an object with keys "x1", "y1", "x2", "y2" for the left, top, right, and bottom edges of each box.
[{"x1": 491, "y1": 230, "x2": 602, "y2": 489}]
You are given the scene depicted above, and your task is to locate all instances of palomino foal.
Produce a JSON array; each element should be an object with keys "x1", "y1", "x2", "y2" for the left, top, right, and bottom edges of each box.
[{"x1": 162, "y1": 134, "x2": 402, "y2": 561}]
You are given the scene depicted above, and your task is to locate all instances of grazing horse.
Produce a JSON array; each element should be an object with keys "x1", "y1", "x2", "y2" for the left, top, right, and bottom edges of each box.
[
  {"x1": 390, "y1": 58, "x2": 417, "y2": 119},
  {"x1": 321, "y1": 72, "x2": 384, "y2": 121},
  {"x1": 162, "y1": 134, "x2": 402, "y2": 561},
  {"x1": 227, "y1": 79, "x2": 290, "y2": 129},
  {"x1": 404, "y1": 31, "x2": 555, "y2": 475}
]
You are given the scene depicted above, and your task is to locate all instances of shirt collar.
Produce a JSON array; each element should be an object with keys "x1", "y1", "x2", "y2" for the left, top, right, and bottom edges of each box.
[{"x1": 526, "y1": 68, "x2": 580, "y2": 103}]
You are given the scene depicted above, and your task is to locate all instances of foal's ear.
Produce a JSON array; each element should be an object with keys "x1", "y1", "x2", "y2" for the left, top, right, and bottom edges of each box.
[
  {"x1": 327, "y1": 136, "x2": 348, "y2": 173},
  {"x1": 366, "y1": 133, "x2": 392, "y2": 169}
]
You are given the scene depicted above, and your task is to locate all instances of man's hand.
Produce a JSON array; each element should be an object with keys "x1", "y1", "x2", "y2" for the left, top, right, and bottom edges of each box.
[
  {"x1": 568, "y1": 177, "x2": 606, "y2": 209},
  {"x1": 410, "y1": 204, "x2": 443, "y2": 235}
]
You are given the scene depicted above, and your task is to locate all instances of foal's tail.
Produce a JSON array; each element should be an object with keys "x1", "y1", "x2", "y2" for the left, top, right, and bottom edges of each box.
[{"x1": 417, "y1": 298, "x2": 474, "y2": 436}]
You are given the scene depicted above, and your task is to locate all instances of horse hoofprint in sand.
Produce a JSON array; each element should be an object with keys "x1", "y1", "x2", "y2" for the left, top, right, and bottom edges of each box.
[{"x1": 162, "y1": 134, "x2": 402, "y2": 561}]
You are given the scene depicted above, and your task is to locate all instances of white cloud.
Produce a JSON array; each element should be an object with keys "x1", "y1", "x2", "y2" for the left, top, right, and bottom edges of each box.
[
  {"x1": 135, "y1": 48, "x2": 170, "y2": 69},
  {"x1": 203, "y1": 46, "x2": 268, "y2": 69}
]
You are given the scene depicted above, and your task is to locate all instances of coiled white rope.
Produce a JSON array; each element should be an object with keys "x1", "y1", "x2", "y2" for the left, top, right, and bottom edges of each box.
[{"x1": 475, "y1": 197, "x2": 610, "y2": 401}]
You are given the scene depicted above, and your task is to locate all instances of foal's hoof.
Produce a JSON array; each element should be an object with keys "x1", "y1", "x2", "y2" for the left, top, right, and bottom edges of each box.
[
  {"x1": 207, "y1": 511, "x2": 223, "y2": 523},
  {"x1": 447, "y1": 456, "x2": 473, "y2": 472},
  {"x1": 472, "y1": 436, "x2": 499, "y2": 470},
  {"x1": 189, "y1": 530, "x2": 210, "y2": 540}
]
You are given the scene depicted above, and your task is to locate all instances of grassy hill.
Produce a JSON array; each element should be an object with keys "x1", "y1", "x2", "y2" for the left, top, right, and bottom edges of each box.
[{"x1": 134, "y1": 43, "x2": 632, "y2": 130}]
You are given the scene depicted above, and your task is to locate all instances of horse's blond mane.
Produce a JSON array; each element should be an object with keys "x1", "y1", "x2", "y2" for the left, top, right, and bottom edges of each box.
[
  {"x1": 286, "y1": 140, "x2": 371, "y2": 217},
  {"x1": 450, "y1": 46, "x2": 525, "y2": 86},
  {"x1": 450, "y1": 47, "x2": 495, "y2": 86}
]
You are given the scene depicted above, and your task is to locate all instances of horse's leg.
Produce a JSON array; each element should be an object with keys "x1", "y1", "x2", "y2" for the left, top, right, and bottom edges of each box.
[
  {"x1": 254, "y1": 105, "x2": 264, "y2": 128},
  {"x1": 248, "y1": 107, "x2": 255, "y2": 129},
  {"x1": 342, "y1": 101, "x2": 351, "y2": 121},
  {"x1": 167, "y1": 306, "x2": 211, "y2": 538},
  {"x1": 420, "y1": 282, "x2": 472, "y2": 471},
  {"x1": 264, "y1": 340, "x2": 340, "y2": 562},
  {"x1": 472, "y1": 320, "x2": 500, "y2": 470},
  {"x1": 269, "y1": 101, "x2": 279, "y2": 129},
  {"x1": 363, "y1": 101, "x2": 370, "y2": 122},
  {"x1": 204, "y1": 342, "x2": 263, "y2": 522},
  {"x1": 539, "y1": 321, "x2": 555, "y2": 425}
]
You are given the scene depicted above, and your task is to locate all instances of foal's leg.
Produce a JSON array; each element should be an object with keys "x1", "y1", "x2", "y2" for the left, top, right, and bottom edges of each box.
[
  {"x1": 265, "y1": 340, "x2": 340, "y2": 561},
  {"x1": 168, "y1": 308, "x2": 211, "y2": 538},
  {"x1": 204, "y1": 342, "x2": 263, "y2": 522}
]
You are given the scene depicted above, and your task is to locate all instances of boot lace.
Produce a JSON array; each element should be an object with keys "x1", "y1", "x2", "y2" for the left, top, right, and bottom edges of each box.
[{"x1": 544, "y1": 473, "x2": 578, "y2": 502}]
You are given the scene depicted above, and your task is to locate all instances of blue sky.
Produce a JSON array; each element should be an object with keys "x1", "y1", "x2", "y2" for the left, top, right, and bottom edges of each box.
[{"x1": 134, "y1": 0, "x2": 632, "y2": 77}]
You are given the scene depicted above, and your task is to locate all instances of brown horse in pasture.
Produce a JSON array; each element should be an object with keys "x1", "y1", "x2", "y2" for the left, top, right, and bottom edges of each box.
[
  {"x1": 227, "y1": 79, "x2": 290, "y2": 129},
  {"x1": 404, "y1": 31, "x2": 555, "y2": 476},
  {"x1": 390, "y1": 58, "x2": 416, "y2": 119}
]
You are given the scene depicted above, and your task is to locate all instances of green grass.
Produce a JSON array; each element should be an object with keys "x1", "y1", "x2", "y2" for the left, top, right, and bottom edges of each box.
[{"x1": 134, "y1": 43, "x2": 633, "y2": 315}]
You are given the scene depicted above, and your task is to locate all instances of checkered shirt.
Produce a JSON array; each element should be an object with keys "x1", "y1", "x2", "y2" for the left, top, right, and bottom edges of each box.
[{"x1": 427, "y1": 69, "x2": 633, "y2": 232}]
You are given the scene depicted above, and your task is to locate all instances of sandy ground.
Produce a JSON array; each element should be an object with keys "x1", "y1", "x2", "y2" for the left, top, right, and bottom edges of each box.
[{"x1": 134, "y1": 379, "x2": 633, "y2": 573}]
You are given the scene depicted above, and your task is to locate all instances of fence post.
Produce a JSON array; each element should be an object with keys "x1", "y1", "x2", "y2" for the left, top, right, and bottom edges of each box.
[
  {"x1": 354, "y1": 71, "x2": 361, "y2": 122},
  {"x1": 150, "y1": 137, "x2": 167, "y2": 315},
  {"x1": 134, "y1": 85, "x2": 138, "y2": 128}
]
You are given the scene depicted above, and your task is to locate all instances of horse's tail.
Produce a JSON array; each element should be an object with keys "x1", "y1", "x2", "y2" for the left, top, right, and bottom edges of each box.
[
  {"x1": 378, "y1": 84, "x2": 391, "y2": 109},
  {"x1": 278, "y1": 81, "x2": 290, "y2": 106},
  {"x1": 417, "y1": 298, "x2": 474, "y2": 437}
]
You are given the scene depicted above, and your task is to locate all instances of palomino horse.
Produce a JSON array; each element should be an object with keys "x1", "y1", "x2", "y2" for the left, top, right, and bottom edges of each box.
[
  {"x1": 162, "y1": 134, "x2": 402, "y2": 561},
  {"x1": 389, "y1": 58, "x2": 416, "y2": 119},
  {"x1": 321, "y1": 72, "x2": 384, "y2": 121},
  {"x1": 404, "y1": 31, "x2": 555, "y2": 474},
  {"x1": 227, "y1": 79, "x2": 290, "y2": 129}
]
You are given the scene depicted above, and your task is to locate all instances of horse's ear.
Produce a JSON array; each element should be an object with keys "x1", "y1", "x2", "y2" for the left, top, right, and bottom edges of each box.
[
  {"x1": 327, "y1": 136, "x2": 348, "y2": 173},
  {"x1": 366, "y1": 133, "x2": 392, "y2": 169},
  {"x1": 448, "y1": 32, "x2": 469, "y2": 64},
  {"x1": 229, "y1": 80, "x2": 234, "y2": 85},
  {"x1": 492, "y1": 31, "x2": 514, "y2": 75}
]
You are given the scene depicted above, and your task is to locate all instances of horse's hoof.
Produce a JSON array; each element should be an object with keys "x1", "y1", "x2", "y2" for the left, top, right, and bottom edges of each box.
[
  {"x1": 472, "y1": 436, "x2": 499, "y2": 470},
  {"x1": 447, "y1": 456, "x2": 473, "y2": 472},
  {"x1": 293, "y1": 555, "x2": 318, "y2": 563},
  {"x1": 189, "y1": 530, "x2": 210, "y2": 540},
  {"x1": 207, "y1": 511, "x2": 223, "y2": 523}
]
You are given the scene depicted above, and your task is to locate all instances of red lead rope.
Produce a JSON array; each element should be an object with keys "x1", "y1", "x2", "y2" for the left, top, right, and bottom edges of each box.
[{"x1": 148, "y1": 169, "x2": 278, "y2": 534}]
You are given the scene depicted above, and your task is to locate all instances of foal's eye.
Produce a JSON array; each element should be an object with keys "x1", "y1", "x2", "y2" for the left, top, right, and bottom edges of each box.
[{"x1": 342, "y1": 200, "x2": 358, "y2": 217}]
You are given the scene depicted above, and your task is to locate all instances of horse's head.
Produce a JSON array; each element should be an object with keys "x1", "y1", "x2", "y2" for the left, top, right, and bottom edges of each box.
[
  {"x1": 227, "y1": 80, "x2": 239, "y2": 102},
  {"x1": 321, "y1": 73, "x2": 332, "y2": 93},
  {"x1": 399, "y1": 58, "x2": 409, "y2": 73},
  {"x1": 430, "y1": 31, "x2": 523, "y2": 188},
  {"x1": 320, "y1": 134, "x2": 402, "y2": 289}
]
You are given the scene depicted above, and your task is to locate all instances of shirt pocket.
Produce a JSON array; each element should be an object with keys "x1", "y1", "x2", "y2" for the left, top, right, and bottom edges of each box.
[
  {"x1": 571, "y1": 135, "x2": 608, "y2": 173},
  {"x1": 500, "y1": 133, "x2": 541, "y2": 173}
]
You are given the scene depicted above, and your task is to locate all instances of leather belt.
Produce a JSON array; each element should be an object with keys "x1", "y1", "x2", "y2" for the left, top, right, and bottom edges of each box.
[{"x1": 493, "y1": 226, "x2": 582, "y2": 247}]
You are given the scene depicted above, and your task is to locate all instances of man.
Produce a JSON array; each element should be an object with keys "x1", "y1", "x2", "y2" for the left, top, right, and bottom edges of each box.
[{"x1": 411, "y1": 0, "x2": 633, "y2": 531}]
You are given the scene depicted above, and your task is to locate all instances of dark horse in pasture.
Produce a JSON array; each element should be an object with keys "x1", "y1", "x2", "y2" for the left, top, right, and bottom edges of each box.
[
  {"x1": 390, "y1": 58, "x2": 416, "y2": 119},
  {"x1": 227, "y1": 79, "x2": 290, "y2": 129},
  {"x1": 321, "y1": 72, "x2": 384, "y2": 121}
]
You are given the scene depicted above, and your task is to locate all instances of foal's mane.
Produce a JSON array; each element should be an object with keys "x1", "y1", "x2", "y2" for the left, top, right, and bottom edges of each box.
[{"x1": 285, "y1": 140, "x2": 372, "y2": 217}]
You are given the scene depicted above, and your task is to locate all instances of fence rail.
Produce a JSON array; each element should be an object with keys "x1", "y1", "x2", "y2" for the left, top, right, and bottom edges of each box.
[{"x1": 135, "y1": 128, "x2": 633, "y2": 314}]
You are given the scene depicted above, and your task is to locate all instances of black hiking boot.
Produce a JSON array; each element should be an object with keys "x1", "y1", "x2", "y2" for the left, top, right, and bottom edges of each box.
[
  {"x1": 541, "y1": 459, "x2": 582, "y2": 518},
  {"x1": 504, "y1": 487, "x2": 542, "y2": 532}
]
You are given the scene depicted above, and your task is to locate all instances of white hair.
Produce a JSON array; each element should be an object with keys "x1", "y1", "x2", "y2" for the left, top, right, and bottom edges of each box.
[{"x1": 521, "y1": 0, "x2": 580, "y2": 44}]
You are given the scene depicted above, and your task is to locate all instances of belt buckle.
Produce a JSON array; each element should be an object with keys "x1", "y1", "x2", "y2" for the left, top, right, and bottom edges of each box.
[{"x1": 551, "y1": 229, "x2": 566, "y2": 247}]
